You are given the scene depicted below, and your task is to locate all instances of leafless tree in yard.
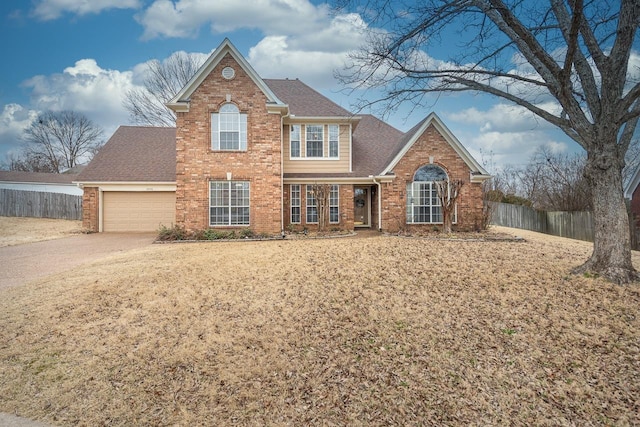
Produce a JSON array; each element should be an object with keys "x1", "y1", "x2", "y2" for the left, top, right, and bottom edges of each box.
[
  {"x1": 524, "y1": 146, "x2": 591, "y2": 211},
  {"x1": 124, "y1": 52, "x2": 205, "y2": 127},
  {"x1": 435, "y1": 179, "x2": 464, "y2": 233},
  {"x1": 21, "y1": 110, "x2": 103, "y2": 173},
  {"x1": 338, "y1": 0, "x2": 640, "y2": 283},
  {"x1": 309, "y1": 183, "x2": 331, "y2": 232}
]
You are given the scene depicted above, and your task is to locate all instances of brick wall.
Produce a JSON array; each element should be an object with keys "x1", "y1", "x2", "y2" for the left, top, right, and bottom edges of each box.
[
  {"x1": 175, "y1": 53, "x2": 283, "y2": 234},
  {"x1": 381, "y1": 124, "x2": 484, "y2": 232},
  {"x1": 82, "y1": 186, "x2": 99, "y2": 231}
]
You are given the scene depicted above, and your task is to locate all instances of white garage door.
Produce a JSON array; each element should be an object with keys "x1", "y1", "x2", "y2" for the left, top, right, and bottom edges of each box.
[{"x1": 103, "y1": 192, "x2": 175, "y2": 232}]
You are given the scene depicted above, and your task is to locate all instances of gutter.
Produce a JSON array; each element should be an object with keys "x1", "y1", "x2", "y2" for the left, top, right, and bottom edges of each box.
[{"x1": 280, "y1": 109, "x2": 290, "y2": 237}]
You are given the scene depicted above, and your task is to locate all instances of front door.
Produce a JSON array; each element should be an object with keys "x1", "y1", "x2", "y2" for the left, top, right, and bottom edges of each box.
[{"x1": 354, "y1": 187, "x2": 370, "y2": 227}]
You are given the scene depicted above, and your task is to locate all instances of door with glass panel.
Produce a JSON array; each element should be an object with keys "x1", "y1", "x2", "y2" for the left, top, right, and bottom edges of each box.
[{"x1": 354, "y1": 187, "x2": 370, "y2": 227}]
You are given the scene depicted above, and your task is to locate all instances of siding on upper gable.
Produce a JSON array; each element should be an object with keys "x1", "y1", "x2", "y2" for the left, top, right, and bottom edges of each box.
[
  {"x1": 283, "y1": 124, "x2": 351, "y2": 173},
  {"x1": 380, "y1": 124, "x2": 484, "y2": 232},
  {"x1": 175, "y1": 53, "x2": 283, "y2": 233}
]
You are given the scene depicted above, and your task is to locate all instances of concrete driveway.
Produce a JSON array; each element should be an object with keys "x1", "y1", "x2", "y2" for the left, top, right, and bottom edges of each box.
[{"x1": 0, "y1": 233, "x2": 156, "y2": 290}]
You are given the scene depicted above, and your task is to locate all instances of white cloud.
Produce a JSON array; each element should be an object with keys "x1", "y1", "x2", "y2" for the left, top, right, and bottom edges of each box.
[
  {"x1": 448, "y1": 103, "x2": 558, "y2": 134},
  {"x1": 136, "y1": 0, "x2": 329, "y2": 40},
  {"x1": 20, "y1": 59, "x2": 138, "y2": 145},
  {"x1": 32, "y1": 0, "x2": 141, "y2": 20},
  {"x1": 0, "y1": 104, "x2": 39, "y2": 157},
  {"x1": 248, "y1": 36, "x2": 352, "y2": 89}
]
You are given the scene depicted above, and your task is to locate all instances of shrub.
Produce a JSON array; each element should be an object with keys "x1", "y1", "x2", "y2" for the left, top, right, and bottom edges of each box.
[{"x1": 157, "y1": 224, "x2": 188, "y2": 241}]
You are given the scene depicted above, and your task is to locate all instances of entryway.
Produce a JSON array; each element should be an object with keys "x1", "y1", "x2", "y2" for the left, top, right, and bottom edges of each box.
[{"x1": 354, "y1": 186, "x2": 371, "y2": 228}]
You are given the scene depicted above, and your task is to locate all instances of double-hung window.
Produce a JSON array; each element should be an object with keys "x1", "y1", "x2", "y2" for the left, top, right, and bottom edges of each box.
[
  {"x1": 290, "y1": 125, "x2": 301, "y2": 158},
  {"x1": 306, "y1": 125, "x2": 323, "y2": 157},
  {"x1": 306, "y1": 185, "x2": 318, "y2": 223},
  {"x1": 406, "y1": 165, "x2": 451, "y2": 224},
  {"x1": 328, "y1": 125, "x2": 339, "y2": 158},
  {"x1": 290, "y1": 184, "x2": 301, "y2": 224},
  {"x1": 329, "y1": 185, "x2": 339, "y2": 223},
  {"x1": 210, "y1": 181, "x2": 250, "y2": 226},
  {"x1": 211, "y1": 104, "x2": 247, "y2": 151}
]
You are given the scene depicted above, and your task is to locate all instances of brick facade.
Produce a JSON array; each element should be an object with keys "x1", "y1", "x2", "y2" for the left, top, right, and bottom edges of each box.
[
  {"x1": 78, "y1": 40, "x2": 488, "y2": 234},
  {"x1": 380, "y1": 124, "x2": 484, "y2": 232},
  {"x1": 175, "y1": 53, "x2": 283, "y2": 234},
  {"x1": 82, "y1": 186, "x2": 99, "y2": 231}
]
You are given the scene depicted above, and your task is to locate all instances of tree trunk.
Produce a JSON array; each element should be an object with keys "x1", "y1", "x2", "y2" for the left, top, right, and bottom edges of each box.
[{"x1": 574, "y1": 147, "x2": 638, "y2": 284}]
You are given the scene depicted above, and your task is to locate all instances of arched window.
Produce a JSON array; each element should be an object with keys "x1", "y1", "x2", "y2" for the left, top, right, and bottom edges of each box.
[
  {"x1": 406, "y1": 164, "x2": 449, "y2": 224},
  {"x1": 211, "y1": 103, "x2": 247, "y2": 151}
]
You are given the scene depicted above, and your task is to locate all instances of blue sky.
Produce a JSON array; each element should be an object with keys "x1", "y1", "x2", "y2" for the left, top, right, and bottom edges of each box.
[{"x1": 0, "y1": 0, "x2": 634, "y2": 172}]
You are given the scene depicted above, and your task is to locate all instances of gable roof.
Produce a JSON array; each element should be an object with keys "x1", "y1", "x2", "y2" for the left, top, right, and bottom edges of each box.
[
  {"x1": 0, "y1": 171, "x2": 79, "y2": 185},
  {"x1": 381, "y1": 112, "x2": 490, "y2": 181},
  {"x1": 167, "y1": 38, "x2": 286, "y2": 113},
  {"x1": 264, "y1": 79, "x2": 352, "y2": 118},
  {"x1": 76, "y1": 126, "x2": 176, "y2": 183}
]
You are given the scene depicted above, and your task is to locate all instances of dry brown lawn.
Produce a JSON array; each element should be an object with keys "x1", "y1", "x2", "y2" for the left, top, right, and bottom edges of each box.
[
  {"x1": 0, "y1": 226, "x2": 639, "y2": 426},
  {"x1": 0, "y1": 216, "x2": 83, "y2": 247}
]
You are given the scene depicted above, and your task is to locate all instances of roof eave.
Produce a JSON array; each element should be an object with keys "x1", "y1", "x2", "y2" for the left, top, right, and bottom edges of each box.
[{"x1": 166, "y1": 102, "x2": 190, "y2": 113}]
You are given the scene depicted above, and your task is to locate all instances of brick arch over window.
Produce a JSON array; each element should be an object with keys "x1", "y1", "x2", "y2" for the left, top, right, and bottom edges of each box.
[
  {"x1": 413, "y1": 164, "x2": 448, "y2": 182},
  {"x1": 407, "y1": 164, "x2": 449, "y2": 224}
]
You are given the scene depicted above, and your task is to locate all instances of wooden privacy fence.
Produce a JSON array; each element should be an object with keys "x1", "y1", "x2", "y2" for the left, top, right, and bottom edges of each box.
[
  {"x1": 489, "y1": 201, "x2": 594, "y2": 242},
  {"x1": 0, "y1": 189, "x2": 82, "y2": 220}
]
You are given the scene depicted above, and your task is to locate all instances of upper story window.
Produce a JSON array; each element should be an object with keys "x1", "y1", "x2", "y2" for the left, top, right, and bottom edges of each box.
[
  {"x1": 329, "y1": 125, "x2": 339, "y2": 158},
  {"x1": 290, "y1": 125, "x2": 301, "y2": 158},
  {"x1": 306, "y1": 125, "x2": 323, "y2": 158},
  {"x1": 211, "y1": 103, "x2": 247, "y2": 151}
]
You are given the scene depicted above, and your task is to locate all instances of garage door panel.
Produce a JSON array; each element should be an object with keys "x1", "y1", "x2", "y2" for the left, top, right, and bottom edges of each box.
[{"x1": 103, "y1": 192, "x2": 175, "y2": 232}]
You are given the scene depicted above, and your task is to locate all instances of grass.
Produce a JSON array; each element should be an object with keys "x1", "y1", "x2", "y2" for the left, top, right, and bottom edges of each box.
[{"x1": 0, "y1": 228, "x2": 639, "y2": 426}]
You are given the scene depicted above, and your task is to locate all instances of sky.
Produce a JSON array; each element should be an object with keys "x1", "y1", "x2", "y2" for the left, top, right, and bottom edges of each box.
[{"x1": 0, "y1": 0, "x2": 636, "y2": 173}]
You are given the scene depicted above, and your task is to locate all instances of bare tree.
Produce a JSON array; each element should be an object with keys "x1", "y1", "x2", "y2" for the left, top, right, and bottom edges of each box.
[
  {"x1": 525, "y1": 146, "x2": 591, "y2": 211},
  {"x1": 6, "y1": 152, "x2": 57, "y2": 173},
  {"x1": 309, "y1": 183, "x2": 331, "y2": 232},
  {"x1": 124, "y1": 52, "x2": 205, "y2": 127},
  {"x1": 21, "y1": 110, "x2": 103, "y2": 173},
  {"x1": 435, "y1": 179, "x2": 464, "y2": 233},
  {"x1": 338, "y1": 0, "x2": 640, "y2": 283}
]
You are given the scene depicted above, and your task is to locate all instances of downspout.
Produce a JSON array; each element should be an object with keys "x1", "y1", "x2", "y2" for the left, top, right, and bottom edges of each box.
[
  {"x1": 280, "y1": 111, "x2": 289, "y2": 237},
  {"x1": 372, "y1": 176, "x2": 382, "y2": 231}
]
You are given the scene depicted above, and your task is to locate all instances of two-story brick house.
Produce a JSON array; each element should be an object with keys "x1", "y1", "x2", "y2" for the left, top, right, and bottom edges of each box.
[{"x1": 76, "y1": 38, "x2": 490, "y2": 234}]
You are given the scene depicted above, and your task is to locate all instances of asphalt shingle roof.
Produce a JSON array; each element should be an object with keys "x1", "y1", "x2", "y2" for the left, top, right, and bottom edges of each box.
[
  {"x1": 264, "y1": 79, "x2": 352, "y2": 117},
  {"x1": 77, "y1": 126, "x2": 176, "y2": 182},
  {"x1": 0, "y1": 171, "x2": 79, "y2": 184}
]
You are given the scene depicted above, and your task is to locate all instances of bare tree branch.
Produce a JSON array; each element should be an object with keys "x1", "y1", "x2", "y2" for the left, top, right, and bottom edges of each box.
[{"x1": 21, "y1": 111, "x2": 103, "y2": 173}]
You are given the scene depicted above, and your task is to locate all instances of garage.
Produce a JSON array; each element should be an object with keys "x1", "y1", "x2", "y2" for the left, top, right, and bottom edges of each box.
[{"x1": 103, "y1": 191, "x2": 175, "y2": 232}]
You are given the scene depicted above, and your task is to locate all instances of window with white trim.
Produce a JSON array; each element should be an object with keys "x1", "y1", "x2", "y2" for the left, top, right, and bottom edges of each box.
[
  {"x1": 210, "y1": 181, "x2": 250, "y2": 226},
  {"x1": 306, "y1": 185, "x2": 318, "y2": 223},
  {"x1": 329, "y1": 125, "x2": 339, "y2": 158},
  {"x1": 329, "y1": 184, "x2": 339, "y2": 223},
  {"x1": 291, "y1": 184, "x2": 301, "y2": 224},
  {"x1": 290, "y1": 125, "x2": 301, "y2": 158},
  {"x1": 306, "y1": 125, "x2": 323, "y2": 157},
  {"x1": 406, "y1": 165, "x2": 452, "y2": 224},
  {"x1": 211, "y1": 104, "x2": 247, "y2": 151}
]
